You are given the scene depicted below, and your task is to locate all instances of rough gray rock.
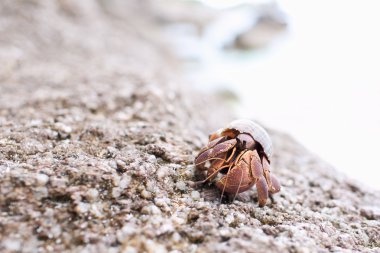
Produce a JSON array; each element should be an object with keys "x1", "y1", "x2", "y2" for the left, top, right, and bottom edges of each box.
[{"x1": 0, "y1": 1, "x2": 379, "y2": 253}]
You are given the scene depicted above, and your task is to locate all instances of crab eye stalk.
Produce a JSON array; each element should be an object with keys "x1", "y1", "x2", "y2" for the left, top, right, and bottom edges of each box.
[{"x1": 236, "y1": 133, "x2": 255, "y2": 150}]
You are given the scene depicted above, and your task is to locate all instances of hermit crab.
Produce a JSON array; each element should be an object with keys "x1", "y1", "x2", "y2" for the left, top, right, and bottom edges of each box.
[{"x1": 194, "y1": 119, "x2": 281, "y2": 206}]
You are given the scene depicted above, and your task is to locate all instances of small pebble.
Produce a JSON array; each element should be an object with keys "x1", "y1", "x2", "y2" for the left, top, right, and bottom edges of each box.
[
  {"x1": 176, "y1": 181, "x2": 187, "y2": 191},
  {"x1": 191, "y1": 191, "x2": 200, "y2": 200},
  {"x1": 85, "y1": 189, "x2": 99, "y2": 202},
  {"x1": 35, "y1": 174, "x2": 49, "y2": 186},
  {"x1": 2, "y1": 239, "x2": 21, "y2": 251},
  {"x1": 117, "y1": 224, "x2": 138, "y2": 241},
  {"x1": 141, "y1": 189, "x2": 153, "y2": 199},
  {"x1": 219, "y1": 228, "x2": 231, "y2": 238},
  {"x1": 225, "y1": 214, "x2": 234, "y2": 224},
  {"x1": 154, "y1": 198, "x2": 168, "y2": 207},
  {"x1": 75, "y1": 203, "x2": 89, "y2": 214},
  {"x1": 112, "y1": 187, "x2": 122, "y2": 198},
  {"x1": 141, "y1": 205, "x2": 161, "y2": 215},
  {"x1": 33, "y1": 187, "x2": 48, "y2": 200},
  {"x1": 119, "y1": 175, "x2": 131, "y2": 189}
]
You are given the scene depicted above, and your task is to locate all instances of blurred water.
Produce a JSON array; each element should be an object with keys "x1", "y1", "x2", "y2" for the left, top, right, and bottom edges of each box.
[{"x1": 180, "y1": 0, "x2": 380, "y2": 189}]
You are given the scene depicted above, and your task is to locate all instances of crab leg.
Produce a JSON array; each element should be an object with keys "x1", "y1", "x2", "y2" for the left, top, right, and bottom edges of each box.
[
  {"x1": 198, "y1": 136, "x2": 227, "y2": 154},
  {"x1": 269, "y1": 174, "x2": 281, "y2": 194},
  {"x1": 232, "y1": 150, "x2": 254, "y2": 202},
  {"x1": 262, "y1": 157, "x2": 281, "y2": 193},
  {"x1": 250, "y1": 150, "x2": 263, "y2": 179},
  {"x1": 262, "y1": 157, "x2": 273, "y2": 190},
  {"x1": 243, "y1": 150, "x2": 268, "y2": 206},
  {"x1": 256, "y1": 175, "x2": 269, "y2": 207}
]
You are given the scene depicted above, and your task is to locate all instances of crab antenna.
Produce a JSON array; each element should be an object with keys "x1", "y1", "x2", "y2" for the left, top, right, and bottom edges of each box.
[{"x1": 226, "y1": 147, "x2": 237, "y2": 163}]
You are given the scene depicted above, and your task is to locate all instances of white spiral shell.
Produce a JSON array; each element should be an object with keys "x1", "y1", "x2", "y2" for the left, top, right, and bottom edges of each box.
[{"x1": 226, "y1": 119, "x2": 273, "y2": 158}]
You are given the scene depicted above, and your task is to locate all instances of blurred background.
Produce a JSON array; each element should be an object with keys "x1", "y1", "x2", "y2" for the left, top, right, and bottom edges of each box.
[{"x1": 163, "y1": 0, "x2": 380, "y2": 190}]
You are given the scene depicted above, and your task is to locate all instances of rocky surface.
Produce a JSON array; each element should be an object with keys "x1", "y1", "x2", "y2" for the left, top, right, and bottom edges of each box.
[{"x1": 0, "y1": 1, "x2": 379, "y2": 253}]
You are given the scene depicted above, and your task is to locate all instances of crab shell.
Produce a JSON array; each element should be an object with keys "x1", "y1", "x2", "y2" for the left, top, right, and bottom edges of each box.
[{"x1": 221, "y1": 119, "x2": 273, "y2": 160}]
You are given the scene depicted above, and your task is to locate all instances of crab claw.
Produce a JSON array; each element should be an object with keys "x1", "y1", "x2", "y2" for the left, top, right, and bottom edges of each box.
[
  {"x1": 193, "y1": 153, "x2": 227, "y2": 186},
  {"x1": 216, "y1": 151, "x2": 256, "y2": 194},
  {"x1": 195, "y1": 139, "x2": 237, "y2": 167}
]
